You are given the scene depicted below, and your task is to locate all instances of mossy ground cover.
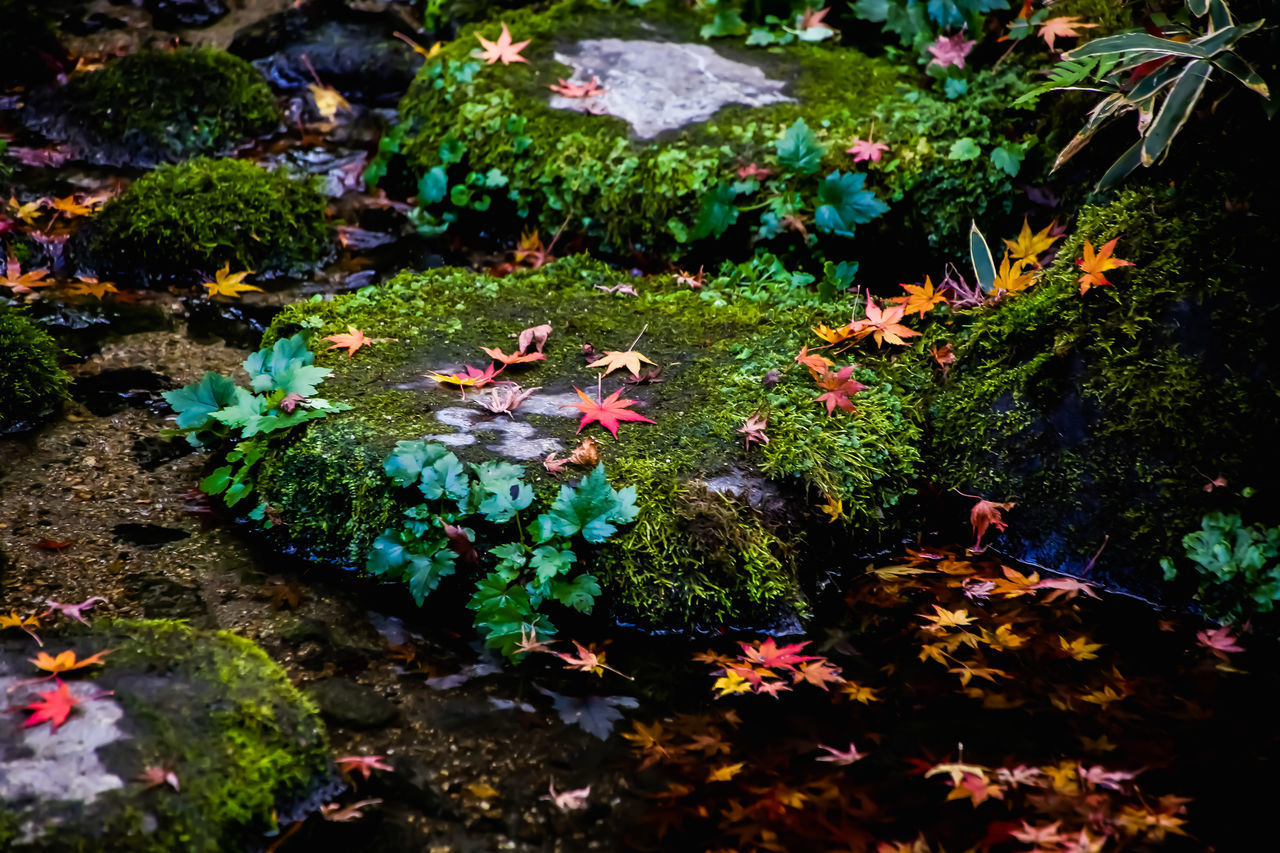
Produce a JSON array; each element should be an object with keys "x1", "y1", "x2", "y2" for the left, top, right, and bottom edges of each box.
[
  {"x1": 0, "y1": 620, "x2": 333, "y2": 853},
  {"x1": 24, "y1": 48, "x2": 280, "y2": 167},
  {"x1": 924, "y1": 184, "x2": 1280, "y2": 591},
  {"x1": 0, "y1": 303, "x2": 70, "y2": 434},
  {"x1": 381, "y1": 0, "x2": 1040, "y2": 261},
  {"x1": 253, "y1": 256, "x2": 923, "y2": 625},
  {"x1": 75, "y1": 157, "x2": 331, "y2": 287}
]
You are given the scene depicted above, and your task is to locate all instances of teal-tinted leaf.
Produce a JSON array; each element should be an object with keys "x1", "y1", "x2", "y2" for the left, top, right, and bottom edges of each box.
[
  {"x1": 700, "y1": 9, "x2": 747, "y2": 38},
  {"x1": 406, "y1": 549, "x2": 457, "y2": 605},
  {"x1": 368, "y1": 529, "x2": 410, "y2": 575},
  {"x1": 747, "y1": 27, "x2": 779, "y2": 45},
  {"x1": 439, "y1": 134, "x2": 465, "y2": 164},
  {"x1": 210, "y1": 386, "x2": 266, "y2": 432},
  {"x1": 385, "y1": 440, "x2": 449, "y2": 487},
  {"x1": 814, "y1": 171, "x2": 889, "y2": 238},
  {"x1": 420, "y1": 166, "x2": 448, "y2": 204},
  {"x1": 944, "y1": 77, "x2": 968, "y2": 99},
  {"x1": 418, "y1": 450, "x2": 470, "y2": 506},
  {"x1": 692, "y1": 183, "x2": 740, "y2": 240},
  {"x1": 530, "y1": 545, "x2": 577, "y2": 584},
  {"x1": 989, "y1": 145, "x2": 1024, "y2": 176},
  {"x1": 551, "y1": 573, "x2": 600, "y2": 613},
  {"x1": 776, "y1": 118, "x2": 825, "y2": 175},
  {"x1": 162, "y1": 372, "x2": 240, "y2": 431},
  {"x1": 541, "y1": 464, "x2": 640, "y2": 544},
  {"x1": 244, "y1": 334, "x2": 313, "y2": 392},
  {"x1": 969, "y1": 221, "x2": 997, "y2": 294},
  {"x1": 480, "y1": 480, "x2": 534, "y2": 523},
  {"x1": 947, "y1": 137, "x2": 981, "y2": 161},
  {"x1": 268, "y1": 362, "x2": 331, "y2": 398}
]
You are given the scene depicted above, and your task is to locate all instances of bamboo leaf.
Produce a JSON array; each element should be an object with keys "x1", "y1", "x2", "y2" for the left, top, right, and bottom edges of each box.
[
  {"x1": 969, "y1": 222, "x2": 996, "y2": 295},
  {"x1": 1214, "y1": 50, "x2": 1271, "y2": 97},
  {"x1": 1141, "y1": 60, "x2": 1212, "y2": 166}
]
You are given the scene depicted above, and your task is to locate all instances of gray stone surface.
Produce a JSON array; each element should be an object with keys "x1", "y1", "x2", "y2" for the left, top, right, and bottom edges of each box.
[{"x1": 549, "y1": 39, "x2": 792, "y2": 138}]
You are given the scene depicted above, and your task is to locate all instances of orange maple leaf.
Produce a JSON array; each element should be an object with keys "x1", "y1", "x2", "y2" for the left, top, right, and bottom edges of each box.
[
  {"x1": 480, "y1": 345, "x2": 546, "y2": 365},
  {"x1": 323, "y1": 325, "x2": 384, "y2": 358},
  {"x1": 424, "y1": 363, "x2": 503, "y2": 399},
  {"x1": 29, "y1": 649, "x2": 112, "y2": 675},
  {"x1": 474, "y1": 22, "x2": 530, "y2": 65},
  {"x1": 1076, "y1": 237, "x2": 1135, "y2": 294},
  {"x1": 970, "y1": 498, "x2": 1015, "y2": 551},
  {"x1": 900, "y1": 275, "x2": 948, "y2": 317},
  {"x1": 851, "y1": 296, "x2": 921, "y2": 347},
  {"x1": 1039, "y1": 16, "x2": 1099, "y2": 51},
  {"x1": 812, "y1": 365, "x2": 868, "y2": 415}
]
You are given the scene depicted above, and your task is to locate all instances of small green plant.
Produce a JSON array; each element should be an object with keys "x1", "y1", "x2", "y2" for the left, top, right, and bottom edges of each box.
[
  {"x1": 1161, "y1": 512, "x2": 1280, "y2": 621},
  {"x1": 369, "y1": 441, "x2": 638, "y2": 656},
  {"x1": 1031, "y1": 0, "x2": 1270, "y2": 190},
  {"x1": 162, "y1": 334, "x2": 350, "y2": 513}
]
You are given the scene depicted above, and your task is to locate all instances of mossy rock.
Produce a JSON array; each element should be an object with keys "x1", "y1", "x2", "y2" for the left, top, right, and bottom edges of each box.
[
  {"x1": 251, "y1": 256, "x2": 923, "y2": 626},
  {"x1": 382, "y1": 0, "x2": 1037, "y2": 259},
  {"x1": 0, "y1": 302, "x2": 71, "y2": 434},
  {"x1": 0, "y1": 619, "x2": 335, "y2": 852},
  {"x1": 72, "y1": 158, "x2": 331, "y2": 287},
  {"x1": 925, "y1": 185, "x2": 1280, "y2": 592},
  {"x1": 23, "y1": 48, "x2": 280, "y2": 167}
]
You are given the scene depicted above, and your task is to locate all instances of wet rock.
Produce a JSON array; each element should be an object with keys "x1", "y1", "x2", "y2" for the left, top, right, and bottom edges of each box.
[
  {"x1": 144, "y1": 0, "x2": 229, "y2": 30},
  {"x1": 0, "y1": 620, "x2": 335, "y2": 851},
  {"x1": 122, "y1": 573, "x2": 212, "y2": 626},
  {"x1": 247, "y1": 256, "x2": 923, "y2": 627},
  {"x1": 0, "y1": 303, "x2": 71, "y2": 435},
  {"x1": 926, "y1": 186, "x2": 1280, "y2": 595},
  {"x1": 306, "y1": 677, "x2": 399, "y2": 729},
  {"x1": 73, "y1": 367, "x2": 173, "y2": 417},
  {"x1": 22, "y1": 49, "x2": 279, "y2": 169},
  {"x1": 229, "y1": 3, "x2": 422, "y2": 105},
  {"x1": 70, "y1": 158, "x2": 331, "y2": 288}
]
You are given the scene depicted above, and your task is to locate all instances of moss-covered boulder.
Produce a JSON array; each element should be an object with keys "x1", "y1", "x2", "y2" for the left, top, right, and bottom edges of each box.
[
  {"x1": 381, "y1": 0, "x2": 1037, "y2": 258},
  {"x1": 925, "y1": 185, "x2": 1280, "y2": 592},
  {"x1": 23, "y1": 49, "x2": 280, "y2": 167},
  {"x1": 73, "y1": 158, "x2": 331, "y2": 287},
  {"x1": 249, "y1": 256, "x2": 922, "y2": 626},
  {"x1": 0, "y1": 303, "x2": 70, "y2": 434},
  {"x1": 0, "y1": 620, "x2": 334, "y2": 852}
]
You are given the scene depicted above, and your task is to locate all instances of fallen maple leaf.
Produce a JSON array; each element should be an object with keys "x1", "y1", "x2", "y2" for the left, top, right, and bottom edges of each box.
[
  {"x1": 66, "y1": 276, "x2": 118, "y2": 299},
  {"x1": 1196, "y1": 626, "x2": 1244, "y2": 659},
  {"x1": 707, "y1": 762, "x2": 746, "y2": 782},
  {"x1": 851, "y1": 295, "x2": 920, "y2": 347},
  {"x1": 596, "y1": 282, "x2": 638, "y2": 296},
  {"x1": 736, "y1": 163, "x2": 773, "y2": 181},
  {"x1": 900, "y1": 275, "x2": 948, "y2": 317},
  {"x1": 970, "y1": 498, "x2": 1015, "y2": 551},
  {"x1": 337, "y1": 755, "x2": 394, "y2": 780},
  {"x1": 23, "y1": 680, "x2": 85, "y2": 731},
  {"x1": 928, "y1": 32, "x2": 976, "y2": 69},
  {"x1": 816, "y1": 742, "x2": 867, "y2": 764},
  {"x1": 1076, "y1": 237, "x2": 1135, "y2": 294},
  {"x1": 550, "y1": 76, "x2": 606, "y2": 98},
  {"x1": 564, "y1": 384, "x2": 655, "y2": 437},
  {"x1": 476, "y1": 383, "x2": 539, "y2": 417},
  {"x1": 542, "y1": 778, "x2": 590, "y2": 812},
  {"x1": 8, "y1": 195, "x2": 44, "y2": 224},
  {"x1": 740, "y1": 637, "x2": 817, "y2": 672},
  {"x1": 321, "y1": 799, "x2": 382, "y2": 821},
  {"x1": 1, "y1": 611, "x2": 43, "y2": 645},
  {"x1": 202, "y1": 264, "x2": 262, "y2": 299},
  {"x1": 1003, "y1": 218, "x2": 1060, "y2": 264},
  {"x1": 50, "y1": 195, "x2": 94, "y2": 218},
  {"x1": 513, "y1": 230, "x2": 553, "y2": 269},
  {"x1": 323, "y1": 326, "x2": 391, "y2": 358},
  {"x1": 517, "y1": 323, "x2": 553, "y2": 354},
  {"x1": 992, "y1": 252, "x2": 1036, "y2": 293},
  {"x1": 588, "y1": 348, "x2": 656, "y2": 378},
  {"x1": 931, "y1": 342, "x2": 956, "y2": 377},
  {"x1": 556, "y1": 640, "x2": 631, "y2": 679},
  {"x1": 846, "y1": 138, "x2": 890, "y2": 163},
  {"x1": 136, "y1": 765, "x2": 180, "y2": 791},
  {"x1": 1039, "y1": 16, "x2": 1099, "y2": 51},
  {"x1": 793, "y1": 659, "x2": 845, "y2": 690},
  {"x1": 425, "y1": 363, "x2": 503, "y2": 399},
  {"x1": 816, "y1": 494, "x2": 843, "y2": 522},
  {"x1": 480, "y1": 345, "x2": 546, "y2": 365},
  {"x1": 813, "y1": 365, "x2": 868, "y2": 415},
  {"x1": 29, "y1": 649, "x2": 112, "y2": 675},
  {"x1": 475, "y1": 22, "x2": 530, "y2": 65},
  {"x1": 1, "y1": 258, "x2": 53, "y2": 296},
  {"x1": 796, "y1": 344, "x2": 833, "y2": 375},
  {"x1": 1059, "y1": 635, "x2": 1104, "y2": 661},
  {"x1": 1036, "y1": 577, "x2": 1101, "y2": 602},
  {"x1": 738, "y1": 413, "x2": 769, "y2": 449},
  {"x1": 42, "y1": 596, "x2": 108, "y2": 625},
  {"x1": 920, "y1": 605, "x2": 976, "y2": 629},
  {"x1": 544, "y1": 437, "x2": 600, "y2": 473},
  {"x1": 309, "y1": 83, "x2": 351, "y2": 121}
]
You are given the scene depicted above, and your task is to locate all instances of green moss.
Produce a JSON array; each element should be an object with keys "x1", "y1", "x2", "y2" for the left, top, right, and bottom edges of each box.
[
  {"x1": 77, "y1": 158, "x2": 330, "y2": 285},
  {"x1": 925, "y1": 184, "x2": 1280, "y2": 586},
  {"x1": 381, "y1": 0, "x2": 1036, "y2": 257},
  {"x1": 41, "y1": 49, "x2": 279, "y2": 166},
  {"x1": 1, "y1": 619, "x2": 332, "y2": 852},
  {"x1": 253, "y1": 255, "x2": 923, "y2": 624},
  {"x1": 0, "y1": 302, "x2": 71, "y2": 433}
]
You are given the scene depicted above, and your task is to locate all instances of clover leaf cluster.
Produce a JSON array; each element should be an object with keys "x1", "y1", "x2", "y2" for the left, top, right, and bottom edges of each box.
[{"x1": 370, "y1": 440, "x2": 639, "y2": 656}]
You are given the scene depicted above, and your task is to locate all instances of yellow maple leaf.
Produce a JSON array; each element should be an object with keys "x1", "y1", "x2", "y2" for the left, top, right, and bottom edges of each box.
[
  {"x1": 707, "y1": 762, "x2": 745, "y2": 782},
  {"x1": 992, "y1": 251, "x2": 1036, "y2": 293},
  {"x1": 587, "y1": 348, "x2": 656, "y2": 378},
  {"x1": 1059, "y1": 634, "x2": 1104, "y2": 661},
  {"x1": 919, "y1": 605, "x2": 975, "y2": 629},
  {"x1": 1003, "y1": 218, "x2": 1059, "y2": 264},
  {"x1": 712, "y1": 669, "x2": 752, "y2": 697},
  {"x1": 203, "y1": 263, "x2": 262, "y2": 299},
  {"x1": 8, "y1": 195, "x2": 44, "y2": 224},
  {"x1": 66, "y1": 276, "x2": 118, "y2": 299},
  {"x1": 309, "y1": 84, "x2": 351, "y2": 121}
]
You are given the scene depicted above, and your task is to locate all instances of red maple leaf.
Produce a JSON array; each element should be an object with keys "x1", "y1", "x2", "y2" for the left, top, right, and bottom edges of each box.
[
  {"x1": 564, "y1": 385, "x2": 655, "y2": 438},
  {"x1": 479, "y1": 345, "x2": 546, "y2": 365},
  {"x1": 970, "y1": 498, "x2": 1016, "y2": 552},
  {"x1": 23, "y1": 680, "x2": 82, "y2": 731},
  {"x1": 739, "y1": 637, "x2": 817, "y2": 673},
  {"x1": 1076, "y1": 236, "x2": 1135, "y2": 294},
  {"x1": 813, "y1": 365, "x2": 868, "y2": 415}
]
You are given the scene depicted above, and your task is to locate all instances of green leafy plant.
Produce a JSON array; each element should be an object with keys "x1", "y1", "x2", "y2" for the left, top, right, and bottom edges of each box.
[
  {"x1": 162, "y1": 334, "x2": 350, "y2": 512},
  {"x1": 370, "y1": 441, "x2": 638, "y2": 656},
  {"x1": 1161, "y1": 512, "x2": 1280, "y2": 621},
  {"x1": 1040, "y1": 0, "x2": 1270, "y2": 189},
  {"x1": 852, "y1": 0, "x2": 1009, "y2": 52}
]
